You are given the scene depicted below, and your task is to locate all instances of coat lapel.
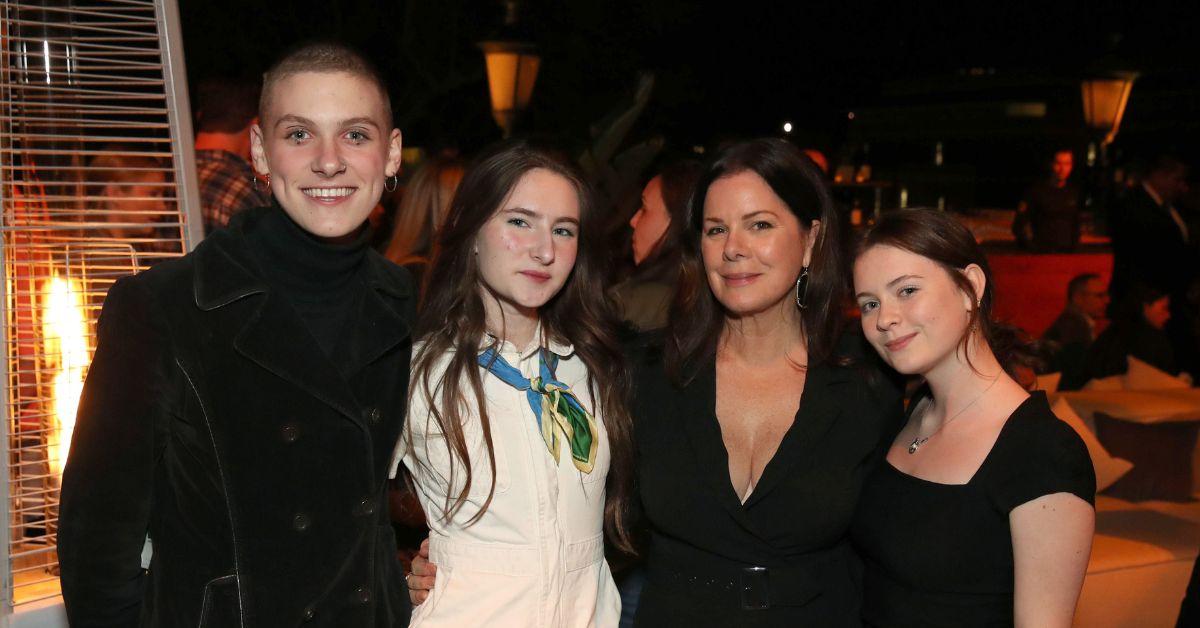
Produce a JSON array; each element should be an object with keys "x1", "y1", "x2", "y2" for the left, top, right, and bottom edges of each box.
[
  {"x1": 340, "y1": 252, "x2": 413, "y2": 379},
  {"x1": 676, "y1": 360, "x2": 761, "y2": 532},
  {"x1": 742, "y1": 361, "x2": 853, "y2": 509},
  {"x1": 192, "y1": 218, "x2": 414, "y2": 427}
]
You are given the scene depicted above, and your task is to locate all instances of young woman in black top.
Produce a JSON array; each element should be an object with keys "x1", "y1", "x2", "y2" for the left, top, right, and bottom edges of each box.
[{"x1": 851, "y1": 209, "x2": 1095, "y2": 627}]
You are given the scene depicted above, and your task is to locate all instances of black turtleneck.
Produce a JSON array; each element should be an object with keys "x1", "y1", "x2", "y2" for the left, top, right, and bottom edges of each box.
[{"x1": 246, "y1": 206, "x2": 369, "y2": 360}]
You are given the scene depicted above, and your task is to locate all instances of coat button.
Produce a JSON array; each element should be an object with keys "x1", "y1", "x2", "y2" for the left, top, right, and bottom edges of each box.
[
  {"x1": 356, "y1": 586, "x2": 372, "y2": 604},
  {"x1": 302, "y1": 606, "x2": 315, "y2": 621},
  {"x1": 355, "y1": 498, "x2": 376, "y2": 517},
  {"x1": 292, "y1": 513, "x2": 311, "y2": 532},
  {"x1": 365, "y1": 407, "x2": 381, "y2": 424},
  {"x1": 281, "y1": 424, "x2": 299, "y2": 443}
]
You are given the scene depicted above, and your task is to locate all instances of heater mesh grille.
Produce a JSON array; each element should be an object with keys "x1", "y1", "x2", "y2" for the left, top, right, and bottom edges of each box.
[{"x1": 0, "y1": 0, "x2": 197, "y2": 609}]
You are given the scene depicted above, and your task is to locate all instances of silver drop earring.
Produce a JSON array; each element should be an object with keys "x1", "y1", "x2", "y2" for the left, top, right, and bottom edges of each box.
[{"x1": 794, "y1": 266, "x2": 810, "y2": 310}]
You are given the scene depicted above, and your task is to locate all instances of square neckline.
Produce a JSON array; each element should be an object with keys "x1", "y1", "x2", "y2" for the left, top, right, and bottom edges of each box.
[{"x1": 884, "y1": 391, "x2": 1039, "y2": 487}]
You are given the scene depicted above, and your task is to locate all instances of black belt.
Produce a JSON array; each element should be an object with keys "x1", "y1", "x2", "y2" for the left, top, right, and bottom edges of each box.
[{"x1": 645, "y1": 559, "x2": 823, "y2": 610}]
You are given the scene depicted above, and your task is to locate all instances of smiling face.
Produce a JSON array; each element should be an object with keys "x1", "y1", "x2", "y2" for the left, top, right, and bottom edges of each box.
[
  {"x1": 475, "y1": 168, "x2": 581, "y2": 324},
  {"x1": 629, "y1": 175, "x2": 670, "y2": 265},
  {"x1": 701, "y1": 170, "x2": 817, "y2": 317},
  {"x1": 250, "y1": 71, "x2": 402, "y2": 240},
  {"x1": 854, "y1": 244, "x2": 982, "y2": 377}
]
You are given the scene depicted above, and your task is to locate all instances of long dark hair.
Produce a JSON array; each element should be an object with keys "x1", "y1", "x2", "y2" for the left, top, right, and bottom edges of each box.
[
  {"x1": 630, "y1": 159, "x2": 704, "y2": 283},
  {"x1": 665, "y1": 138, "x2": 845, "y2": 383},
  {"x1": 854, "y1": 208, "x2": 1001, "y2": 368},
  {"x1": 409, "y1": 140, "x2": 636, "y2": 553}
]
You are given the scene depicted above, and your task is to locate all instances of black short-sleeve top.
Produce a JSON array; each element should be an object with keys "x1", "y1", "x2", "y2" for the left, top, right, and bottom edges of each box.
[{"x1": 850, "y1": 391, "x2": 1095, "y2": 628}]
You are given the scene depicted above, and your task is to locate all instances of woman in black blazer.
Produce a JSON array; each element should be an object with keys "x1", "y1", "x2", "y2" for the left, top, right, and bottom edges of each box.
[{"x1": 629, "y1": 139, "x2": 900, "y2": 627}]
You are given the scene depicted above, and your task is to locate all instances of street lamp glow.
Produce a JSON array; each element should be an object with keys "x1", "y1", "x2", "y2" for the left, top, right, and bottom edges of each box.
[{"x1": 782, "y1": 121, "x2": 793, "y2": 134}]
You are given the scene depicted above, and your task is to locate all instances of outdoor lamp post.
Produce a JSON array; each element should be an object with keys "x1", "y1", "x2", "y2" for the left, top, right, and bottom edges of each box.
[
  {"x1": 479, "y1": 0, "x2": 540, "y2": 137},
  {"x1": 1080, "y1": 69, "x2": 1137, "y2": 231},
  {"x1": 1081, "y1": 70, "x2": 1138, "y2": 147}
]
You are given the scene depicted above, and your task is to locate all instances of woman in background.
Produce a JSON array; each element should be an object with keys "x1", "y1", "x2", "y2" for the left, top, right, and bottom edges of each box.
[
  {"x1": 392, "y1": 140, "x2": 635, "y2": 626},
  {"x1": 851, "y1": 208, "x2": 1095, "y2": 627},
  {"x1": 611, "y1": 159, "x2": 702, "y2": 331},
  {"x1": 1085, "y1": 284, "x2": 1179, "y2": 382},
  {"x1": 383, "y1": 156, "x2": 464, "y2": 286}
]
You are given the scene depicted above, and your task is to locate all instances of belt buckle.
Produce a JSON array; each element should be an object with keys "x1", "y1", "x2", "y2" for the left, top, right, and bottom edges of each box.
[{"x1": 739, "y1": 566, "x2": 770, "y2": 610}]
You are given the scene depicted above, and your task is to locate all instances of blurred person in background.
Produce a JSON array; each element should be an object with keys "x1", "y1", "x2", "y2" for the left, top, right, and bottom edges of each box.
[
  {"x1": 192, "y1": 77, "x2": 271, "y2": 233},
  {"x1": 1084, "y1": 285, "x2": 1179, "y2": 383},
  {"x1": 611, "y1": 159, "x2": 703, "y2": 331},
  {"x1": 1012, "y1": 148, "x2": 1081, "y2": 252},
  {"x1": 84, "y1": 148, "x2": 180, "y2": 261},
  {"x1": 1043, "y1": 273, "x2": 1109, "y2": 390},
  {"x1": 382, "y1": 156, "x2": 464, "y2": 288}
]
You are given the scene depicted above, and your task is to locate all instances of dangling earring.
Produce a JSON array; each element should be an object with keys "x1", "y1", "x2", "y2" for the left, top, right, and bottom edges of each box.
[
  {"x1": 794, "y1": 266, "x2": 810, "y2": 310},
  {"x1": 252, "y1": 174, "x2": 271, "y2": 192},
  {"x1": 384, "y1": 174, "x2": 398, "y2": 192}
]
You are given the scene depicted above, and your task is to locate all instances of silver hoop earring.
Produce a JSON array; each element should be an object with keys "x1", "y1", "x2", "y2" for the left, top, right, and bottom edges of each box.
[
  {"x1": 794, "y1": 266, "x2": 810, "y2": 310},
  {"x1": 252, "y1": 175, "x2": 270, "y2": 192},
  {"x1": 384, "y1": 174, "x2": 398, "y2": 192}
]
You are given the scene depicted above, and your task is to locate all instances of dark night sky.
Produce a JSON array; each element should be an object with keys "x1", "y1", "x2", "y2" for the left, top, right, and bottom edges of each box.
[{"x1": 179, "y1": 0, "x2": 1200, "y2": 201}]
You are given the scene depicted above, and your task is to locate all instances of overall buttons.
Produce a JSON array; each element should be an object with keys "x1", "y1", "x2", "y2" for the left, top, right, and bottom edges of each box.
[
  {"x1": 364, "y1": 406, "x2": 382, "y2": 424},
  {"x1": 356, "y1": 586, "x2": 372, "y2": 604},
  {"x1": 292, "y1": 513, "x2": 311, "y2": 532},
  {"x1": 281, "y1": 423, "x2": 299, "y2": 443},
  {"x1": 354, "y1": 498, "x2": 376, "y2": 517}
]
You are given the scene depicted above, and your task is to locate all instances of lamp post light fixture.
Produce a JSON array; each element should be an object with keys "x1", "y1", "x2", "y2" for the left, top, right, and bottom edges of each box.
[
  {"x1": 1081, "y1": 70, "x2": 1138, "y2": 148},
  {"x1": 1080, "y1": 67, "x2": 1137, "y2": 230},
  {"x1": 478, "y1": 0, "x2": 540, "y2": 137}
]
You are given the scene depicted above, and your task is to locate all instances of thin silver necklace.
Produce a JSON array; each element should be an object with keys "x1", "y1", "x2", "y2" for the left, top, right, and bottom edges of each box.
[{"x1": 908, "y1": 377, "x2": 999, "y2": 454}]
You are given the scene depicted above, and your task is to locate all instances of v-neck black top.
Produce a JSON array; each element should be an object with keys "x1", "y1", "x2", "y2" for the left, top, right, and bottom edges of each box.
[
  {"x1": 850, "y1": 391, "x2": 1095, "y2": 628},
  {"x1": 631, "y1": 334, "x2": 903, "y2": 627}
]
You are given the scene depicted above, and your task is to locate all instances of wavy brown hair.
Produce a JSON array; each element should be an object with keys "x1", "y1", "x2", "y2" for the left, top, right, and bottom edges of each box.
[
  {"x1": 666, "y1": 138, "x2": 846, "y2": 383},
  {"x1": 408, "y1": 140, "x2": 636, "y2": 554}
]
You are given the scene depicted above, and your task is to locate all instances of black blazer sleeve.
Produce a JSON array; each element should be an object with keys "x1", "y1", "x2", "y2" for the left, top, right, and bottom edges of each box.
[{"x1": 58, "y1": 276, "x2": 172, "y2": 627}]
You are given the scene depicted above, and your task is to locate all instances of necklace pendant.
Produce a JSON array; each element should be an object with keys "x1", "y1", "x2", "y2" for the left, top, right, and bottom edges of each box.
[{"x1": 908, "y1": 436, "x2": 926, "y2": 454}]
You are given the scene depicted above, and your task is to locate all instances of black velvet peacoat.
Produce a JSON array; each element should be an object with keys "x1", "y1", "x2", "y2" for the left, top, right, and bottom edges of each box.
[{"x1": 58, "y1": 211, "x2": 415, "y2": 627}]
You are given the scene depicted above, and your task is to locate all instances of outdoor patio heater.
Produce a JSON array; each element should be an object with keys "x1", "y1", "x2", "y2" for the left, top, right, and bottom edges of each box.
[{"x1": 0, "y1": 0, "x2": 200, "y2": 625}]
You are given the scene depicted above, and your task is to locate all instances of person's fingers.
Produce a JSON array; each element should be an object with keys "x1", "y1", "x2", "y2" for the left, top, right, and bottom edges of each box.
[
  {"x1": 411, "y1": 554, "x2": 431, "y2": 576},
  {"x1": 411, "y1": 589, "x2": 429, "y2": 605},
  {"x1": 419, "y1": 538, "x2": 430, "y2": 558},
  {"x1": 408, "y1": 573, "x2": 436, "y2": 591}
]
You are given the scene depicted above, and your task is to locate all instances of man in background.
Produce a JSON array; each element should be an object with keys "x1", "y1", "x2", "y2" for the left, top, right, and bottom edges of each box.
[
  {"x1": 1013, "y1": 148, "x2": 1081, "y2": 251},
  {"x1": 193, "y1": 77, "x2": 271, "y2": 233},
  {"x1": 1043, "y1": 273, "x2": 1108, "y2": 389},
  {"x1": 1110, "y1": 154, "x2": 1197, "y2": 379}
]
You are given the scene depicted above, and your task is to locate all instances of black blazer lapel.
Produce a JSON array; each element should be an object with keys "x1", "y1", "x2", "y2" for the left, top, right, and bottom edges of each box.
[
  {"x1": 743, "y1": 361, "x2": 852, "y2": 509},
  {"x1": 676, "y1": 360, "x2": 762, "y2": 531}
]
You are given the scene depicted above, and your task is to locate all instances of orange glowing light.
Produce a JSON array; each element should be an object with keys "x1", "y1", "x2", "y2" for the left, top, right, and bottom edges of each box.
[{"x1": 42, "y1": 276, "x2": 90, "y2": 480}]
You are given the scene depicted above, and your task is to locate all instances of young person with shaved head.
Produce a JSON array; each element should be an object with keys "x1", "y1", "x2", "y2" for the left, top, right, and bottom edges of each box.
[{"x1": 59, "y1": 41, "x2": 414, "y2": 627}]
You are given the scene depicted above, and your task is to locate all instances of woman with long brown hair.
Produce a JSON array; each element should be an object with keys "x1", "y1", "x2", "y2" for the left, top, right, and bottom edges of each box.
[{"x1": 389, "y1": 140, "x2": 635, "y2": 626}]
